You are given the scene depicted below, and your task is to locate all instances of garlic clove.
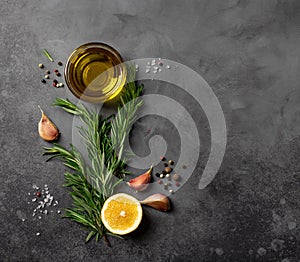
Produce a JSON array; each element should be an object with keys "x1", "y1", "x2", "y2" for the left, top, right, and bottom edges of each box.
[
  {"x1": 38, "y1": 106, "x2": 60, "y2": 142},
  {"x1": 140, "y1": 193, "x2": 171, "y2": 212},
  {"x1": 127, "y1": 166, "x2": 153, "y2": 191}
]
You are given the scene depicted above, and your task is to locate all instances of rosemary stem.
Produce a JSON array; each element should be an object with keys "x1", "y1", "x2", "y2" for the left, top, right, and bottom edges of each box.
[{"x1": 103, "y1": 233, "x2": 111, "y2": 247}]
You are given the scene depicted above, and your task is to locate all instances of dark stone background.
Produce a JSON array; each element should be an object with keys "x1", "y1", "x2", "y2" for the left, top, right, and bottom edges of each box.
[{"x1": 0, "y1": 0, "x2": 299, "y2": 261}]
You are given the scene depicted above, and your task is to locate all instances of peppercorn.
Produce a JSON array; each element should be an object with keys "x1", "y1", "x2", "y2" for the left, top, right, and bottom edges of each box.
[
  {"x1": 56, "y1": 72, "x2": 61, "y2": 77},
  {"x1": 38, "y1": 63, "x2": 44, "y2": 68},
  {"x1": 164, "y1": 166, "x2": 172, "y2": 173},
  {"x1": 54, "y1": 69, "x2": 59, "y2": 73},
  {"x1": 168, "y1": 160, "x2": 174, "y2": 165},
  {"x1": 41, "y1": 79, "x2": 46, "y2": 84},
  {"x1": 163, "y1": 163, "x2": 168, "y2": 167},
  {"x1": 159, "y1": 174, "x2": 164, "y2": 178},
  {"x1": 58, "y1": 61, "x2": 63, "y2": 66},
  {"x1": 155, "y1": 173, "x2": 160, "y2": 178},
  {"x1": 45, "y1": 70, "x2": 50, "y2": 74},
  {"x1": 173, "y1": 173, "x2": 180, "y2": 181},
  {"x1": 45, "y1": 74, "x2": 49, "y2": 79},
  {"x1": 36, "y1": 191, "x2": 41, "y2": 197},
  {"x1": 53, "y1": 82, "x2": 57, "y2": 88},
  {"x1": 160, "y1": 156, "x2": 166, "y2": 161}
]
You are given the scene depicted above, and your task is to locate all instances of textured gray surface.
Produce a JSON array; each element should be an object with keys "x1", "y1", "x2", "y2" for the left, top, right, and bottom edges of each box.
[{"x1": 1, "y1": 0, "x2": 300, "y2": 261}]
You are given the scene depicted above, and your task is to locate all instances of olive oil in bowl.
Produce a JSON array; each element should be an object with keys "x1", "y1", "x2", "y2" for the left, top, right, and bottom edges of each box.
[{"x1": 65, "y1": 43, "x2": 126, "y2": 103}]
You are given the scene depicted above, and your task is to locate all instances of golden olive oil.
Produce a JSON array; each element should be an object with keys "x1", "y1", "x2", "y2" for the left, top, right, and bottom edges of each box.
[{"x1": 65, "y1": 43, "x2": 126, "y2": 103}]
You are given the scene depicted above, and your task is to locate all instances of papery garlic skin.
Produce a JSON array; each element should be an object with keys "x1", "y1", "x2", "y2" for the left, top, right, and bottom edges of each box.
[
  {"x1": 140, "y1": 193, "x2": 171, "y2": 212},
  {"x1": 127, "y1": 167, "x2": 152, "y2": 191},
  {"x1": 38, "y1": 106, "x2": 60, "y2": 142}
]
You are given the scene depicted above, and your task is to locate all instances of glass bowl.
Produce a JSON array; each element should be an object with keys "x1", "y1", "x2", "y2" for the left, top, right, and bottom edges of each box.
[{"x1": 64, "y1": 42, "x2": 127, "y2": 103}]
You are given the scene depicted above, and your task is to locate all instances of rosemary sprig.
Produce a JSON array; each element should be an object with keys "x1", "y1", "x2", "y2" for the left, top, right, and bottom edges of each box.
[
  {"x1": 43, "y1": 66, "x2": 143, "y2": 246},
  {"x1": 111, "y1": 65, "x2": 143, "y2": 160}
]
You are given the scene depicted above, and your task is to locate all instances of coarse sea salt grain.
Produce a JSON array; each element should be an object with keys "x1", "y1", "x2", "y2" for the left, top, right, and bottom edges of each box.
[{"x1": 27, "y1": 184, "x2": 60, "y2": 222}]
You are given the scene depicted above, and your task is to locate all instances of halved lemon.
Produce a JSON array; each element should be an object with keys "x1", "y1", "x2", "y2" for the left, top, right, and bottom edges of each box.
[{"x1": 101, "y1": 193, "x2": 143, "y2": 235}]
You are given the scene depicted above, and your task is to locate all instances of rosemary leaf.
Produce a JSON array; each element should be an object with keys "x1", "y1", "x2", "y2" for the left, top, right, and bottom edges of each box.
[
  {"x1": 86, "y1": 230, "x2": 97, "y2": 243},
  {"x1": 42, "y1": 49, "x2": 54, "y2": 62}
]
